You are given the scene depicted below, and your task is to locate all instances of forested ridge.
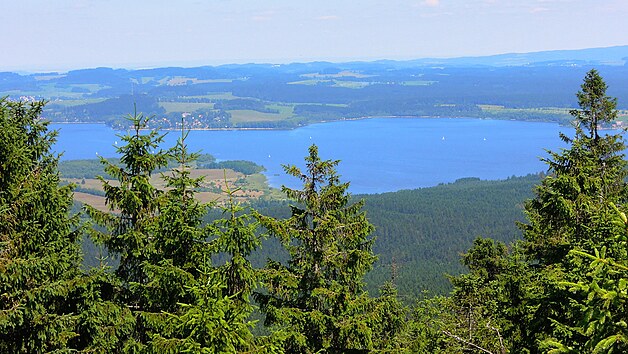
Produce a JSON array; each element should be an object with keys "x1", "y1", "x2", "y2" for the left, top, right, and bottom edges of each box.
[
  {"x1": 4, "y1": 47, "x2": 628, "y2": 130},
  {"x1": 2, "y1": 69, "x2": 628, "y2": 353}
]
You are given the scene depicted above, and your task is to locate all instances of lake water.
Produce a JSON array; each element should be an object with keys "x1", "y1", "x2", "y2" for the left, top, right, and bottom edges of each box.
[{"x1": 51, "y1": 118, "x2": 577, "y2": 194}]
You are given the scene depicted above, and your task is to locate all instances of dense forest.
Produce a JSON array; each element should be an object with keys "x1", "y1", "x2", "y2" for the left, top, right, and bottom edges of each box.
[
  {"x1": 2, "y1": 69, "x2": 628, "y2": 353},
  {"x1": 235, "y1": 175, "x2": 540, "y2": 297}
]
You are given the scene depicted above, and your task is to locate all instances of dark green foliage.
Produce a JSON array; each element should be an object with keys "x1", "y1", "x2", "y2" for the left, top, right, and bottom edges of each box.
[
  {"x1": 59, "y1": 157, "x2": 120, "y2": 179},
  {"x1": 85, "y1": 111, "x2": 168, "y2": 287},
  {"x1": 549, "y1": 206, "x2": 628, "y2": 353},
  {"x1": 523, "y1": 69, "x2": 626, "y2": 264},
  {"x1": 203, "y1": 160, "x2": 265, "y2": 175},
  {"x1": 212, "y1": 184, "x2": 261, "y2": 305},
  {"x1": 83, "y1": 111, "x2": 171, "y2": 350},
  {"x1": 208, "y1": 175, "x2": 538, "y2": 299},
  {"x1": 254, "y1": 145, "x2": 403, "y2": 353},
  {"x1": 443, "y1": 239, "x2": 532, "y2": 353},
  {"x1": 147, "y1": 259, "x2": 259, "y2": 353},
  {"x1": 0, "y1": 99, "x2": 83, "y2": 352},
  {"x1": 145, "y1": 128, "x2": 260, "y2": 352},
  {"x1": 153, "y1": 129, "x2": 210, "y2": 278},
  {"x1": 570, "y1": 69, "x2": 618, "y2": 141},
  {"x1": 399, "y1": 69, "x2": 628, "y2": 354},
  {"x1": 362, "y1": 175, "x2": 538, "y2": 296},
  {"x1": 401, "y1": 238, "x2": 534, "y2": 353},
  {"x1": 518, "y1": 69, "x2": 628, "y2": 351}
]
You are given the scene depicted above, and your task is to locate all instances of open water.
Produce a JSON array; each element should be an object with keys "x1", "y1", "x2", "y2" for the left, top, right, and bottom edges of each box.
[{"x1": 51, "y1": 117, "x2": 580, "y2": 194}]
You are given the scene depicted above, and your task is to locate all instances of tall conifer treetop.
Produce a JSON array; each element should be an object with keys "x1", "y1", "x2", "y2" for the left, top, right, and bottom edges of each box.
[
  {"x1": 0, "y1": 99, "x2": 83, "y2": 352},
  {"x1": 255, "y1": 144, "x2": 383, "y2": 353},
  {"x1": 518, "y1": 69, "x2": 628, "y2": 351},
  {"x1": 570, "y1": 69, "x2": 618, "y2": 141},
  {"x1": 522, "y1": 69, "x2": 627, "y2": 265}
]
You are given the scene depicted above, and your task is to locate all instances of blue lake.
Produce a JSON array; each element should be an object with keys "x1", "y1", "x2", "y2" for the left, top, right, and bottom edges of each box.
[{"x1": 51, "y1": 118, "x2": 577, "y2": 194}]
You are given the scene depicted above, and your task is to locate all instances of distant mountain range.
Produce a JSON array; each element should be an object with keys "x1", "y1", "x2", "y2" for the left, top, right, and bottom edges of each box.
[{"x1": 401, "y1": 45, "x2": 628, "y2": 67}]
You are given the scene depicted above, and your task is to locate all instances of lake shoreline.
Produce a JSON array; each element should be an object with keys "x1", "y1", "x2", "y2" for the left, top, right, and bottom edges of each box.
[
  {"x1": 50, "y1": 114, "x2": 566, "y2": 132},
  {"x1": 51, "y1": 118, "x2": 572, "y2": 194}
]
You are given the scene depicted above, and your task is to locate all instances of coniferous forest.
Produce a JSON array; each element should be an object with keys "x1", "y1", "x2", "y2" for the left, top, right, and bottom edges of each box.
[{"x1": 2, "y1": 69, "x2": 628, "y2": 353}]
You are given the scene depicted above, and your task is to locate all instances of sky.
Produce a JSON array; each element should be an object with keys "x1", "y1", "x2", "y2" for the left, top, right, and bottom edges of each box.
[{"x1": 2, "y1": 0, "x2": 627, "y2": 72}]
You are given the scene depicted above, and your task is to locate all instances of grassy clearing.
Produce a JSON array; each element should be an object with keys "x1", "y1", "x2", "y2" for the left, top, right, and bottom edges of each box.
[
  {"x1": 182, "y1": 93, "x2": 242, "y2": 100},
  {"x1": 611, "y1": 110, "x2": 628, "y2": 122},
  {"x1": 69, "y1": 84, "x2": 103, "y2": 92},
  {"x1": 332, "y1": 81, "x2": 371, "y2": 89},
  {"x1": 159, "y1": 101, "x2": 215, "y2": 113},
  {"x1": 1, "y1": 83, "x2": 107, "y2": 99},
  {"x1": 140, "y1": 77, "x2": 156, "y2": 84},
  {"x1": 479, "y1": 105, "x2": 572, "y2": 115},
  {"x1": 65, "y1": 178, "x2": 111, "y2": 190},
  {"x1": 74, "y1": 192, "x2": 110, "y2": 212},
  {"x1": 33, "y1": 74, "x2": 66, "y2": 81},
  {"x1": 265, "y1": 104, "x2": 294, "y2": 118},
  {"x1": 228, "y1": 110, "x2": 287, "y2": 123},
  {"x1": 49, "y1": 98, "x2": 108, "y2": 107}
]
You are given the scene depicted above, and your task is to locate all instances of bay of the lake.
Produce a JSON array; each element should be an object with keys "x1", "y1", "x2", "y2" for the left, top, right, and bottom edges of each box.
[{"x1": 51, "y1": 117, "x2": 576, "y2": 194}]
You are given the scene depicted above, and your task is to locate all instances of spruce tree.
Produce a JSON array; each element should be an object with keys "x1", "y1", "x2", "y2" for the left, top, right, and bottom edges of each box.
[
  {"x1": 147, "y1": 129, "x2": 271, "y2": 353},
  {"x1": 546, "y1": 204, "x2": 628, "y2": 353},
  {"x1": 254, "y1": 144, "x2": 382, "y2": 353},
  {"x1": 0, "y1": 99, "x2": 83, "y2": 352},
  {"x1": 85, "y1": 111, "x2": 168, "y2": 350},
  {"x1": 439, "y1": 238, "x2": 532, "y2": 353},
  {"x1": 519, "y1": 69, "x2": 627, "y2": 351}
]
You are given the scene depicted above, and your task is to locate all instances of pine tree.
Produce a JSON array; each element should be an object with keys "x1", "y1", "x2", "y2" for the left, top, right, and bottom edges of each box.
[
  {"x1": 439, "y1": 238, "x2": 528, "y2": 354},
  {"x1": 0, "y1": 99, "x2": 83, "y2": 352},
  {"x1": 519, "y1": 69, "x2": 627, "y2": 351},
  {"x1": 545, "y1": 204, "x2": 628, "y2": 353},
  {"x1": 85, "y1": 110, "x2": 169, "y2": 350},
  {"x1": 147, "y1": 128, "x2": 272, "y2": 353},
  {"x1": 86, "y1": 111, "x2": 167, "y2": 287},
  {"x1": 254, "y1": 144, "x2": 382, "y2": 353},
  {"x1": 141, "y1": 127, "x2": 210, "y2": 313}
]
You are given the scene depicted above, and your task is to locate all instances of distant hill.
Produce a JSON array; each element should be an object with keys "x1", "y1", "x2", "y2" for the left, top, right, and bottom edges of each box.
[
  {"x1": 3, "y1": 45, "x2": 627, "y2": 129},
  {"x1": 400, "y1": 45, "x2": 628, "y2": 67}
]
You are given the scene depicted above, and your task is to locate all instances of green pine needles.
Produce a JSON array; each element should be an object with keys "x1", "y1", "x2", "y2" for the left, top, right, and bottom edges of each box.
[{"x1": 0, "y1": 98, "x2": 83, "y2": 352}]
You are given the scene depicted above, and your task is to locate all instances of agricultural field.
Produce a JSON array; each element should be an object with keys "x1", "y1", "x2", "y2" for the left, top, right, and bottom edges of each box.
[
  {"x1": 162, "y1": 77, "x2": 238, "y2": 86},
  {"x1": 49, "y1": 98, "x2": 108, "y2": 107},
  {"x1": 228, "y1": 109, "x2": 292, "y2": 124},
  {"x1": 158, "y1": 101, "x2": 215, "y2": 113},
  {"x1": 188, "y1": 92, "x2": 242, "y2": 100},
  {"x1": 1, "y1": 83, "x2": 107, "y2": 99},
  {"x1": 65, "y1": 167, "x2": 275, "y2": 212},
  {"x1": 5, "y1": 55, "x2": 627, "y2": 130}
]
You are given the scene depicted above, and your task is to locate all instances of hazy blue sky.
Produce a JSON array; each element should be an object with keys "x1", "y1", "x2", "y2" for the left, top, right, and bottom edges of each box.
[{"x1": 3, "y1": 0, "x2": 627, "y2": 71}]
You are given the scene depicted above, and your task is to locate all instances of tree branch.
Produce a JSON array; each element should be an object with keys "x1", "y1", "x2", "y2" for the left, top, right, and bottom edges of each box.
[{"x1": 442, "y1": 330, "x2": 495, "y2": 354}]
